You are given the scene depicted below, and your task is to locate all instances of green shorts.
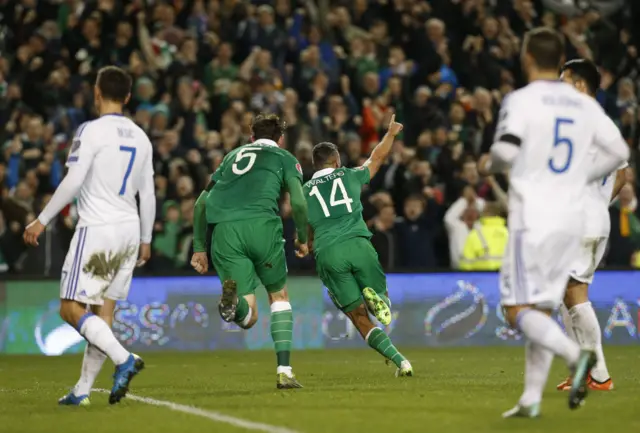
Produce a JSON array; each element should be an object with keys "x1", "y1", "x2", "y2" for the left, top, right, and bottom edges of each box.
[
  {"x1": 211, "y1": 217, "x2": 287, "y2": 297},
  {"x1": 315, "y1": 237, "x2": 387, "y2": 313}
]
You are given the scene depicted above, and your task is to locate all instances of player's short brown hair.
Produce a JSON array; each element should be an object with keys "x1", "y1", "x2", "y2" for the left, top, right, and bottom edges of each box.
[
  {"x1": 96, "y1": 66, "x2": 132, "y2": 103},
  {"x1": 523, "y1": 27, "x2": 565, "y2": 71},
  {"x1": 312, "y1": 142, "x2": 339, "y2": 170},
  {"x1": 251, "y1": 113, "x2": 286, "y2": 142}
]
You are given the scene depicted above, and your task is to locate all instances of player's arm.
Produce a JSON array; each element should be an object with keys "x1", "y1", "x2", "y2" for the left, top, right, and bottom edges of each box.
[
  {"x1": 588, "y1": 111, "x2": 630, "y2": 183},
  {"x1": 192, "y1": 160, "x2": 223, "y2": 256},
  {"x1": 137, "y1": 148, "x2": 156, "y2": 266},
  {"x1": 286, "y1": 176, "x2": 308, "y2": 245},
  {"x1": 610, "y1": 165, "x2": 628, "y2": 202},
  {"x1": 361, "y1": 114, "x2": 403, "y2": 179},
  {"x1": 25, "y1": 126, "x2": 97, "y2": 246},
  {"x1": 479, "y1": 95, "x2": 523, "y2": 175}
]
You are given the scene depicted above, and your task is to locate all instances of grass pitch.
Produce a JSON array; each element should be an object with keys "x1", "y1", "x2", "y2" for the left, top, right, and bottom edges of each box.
[{"x1": 1, "y1": 346, "x2": 639, "y2": 433}]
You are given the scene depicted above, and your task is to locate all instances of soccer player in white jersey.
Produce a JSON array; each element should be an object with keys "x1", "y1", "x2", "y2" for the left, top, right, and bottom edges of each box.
[
  {"x1": 555, "y1": 59, "x2": 627, "y2": 392},
  {"x1": 478, "y1": 28, "x2": 630, "y2": 417},
  {"x1": 23, "y1": 66, "x2": 156, "y2": 405}
]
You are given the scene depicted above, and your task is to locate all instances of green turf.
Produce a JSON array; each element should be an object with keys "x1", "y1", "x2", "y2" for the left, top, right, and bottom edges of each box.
[{"x1": 1, "y1": 346, "x2": 639, "y2": 433}]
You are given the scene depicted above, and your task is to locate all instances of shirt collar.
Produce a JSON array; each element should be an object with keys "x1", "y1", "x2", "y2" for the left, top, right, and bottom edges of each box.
[
  {"x1": 252, "y1": 138, "x2": 278, "y2": 147},
  {"x1": 312, "y1": 168, "x2": 335, "y2": 179}
]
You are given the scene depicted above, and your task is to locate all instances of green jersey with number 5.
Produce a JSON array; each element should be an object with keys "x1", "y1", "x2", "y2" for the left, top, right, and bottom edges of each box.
[
  {"x1": 304, "y1": 167, "x2": 372, "y2": 253},
  {"x1": 206, "y1": 141, "x2": 302, "y2": 224}
]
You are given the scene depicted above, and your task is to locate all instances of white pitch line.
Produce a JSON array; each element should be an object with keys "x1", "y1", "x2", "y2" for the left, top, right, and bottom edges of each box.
[{"x1": 93, "y1": 389, "x2": 300, "y2": 433}]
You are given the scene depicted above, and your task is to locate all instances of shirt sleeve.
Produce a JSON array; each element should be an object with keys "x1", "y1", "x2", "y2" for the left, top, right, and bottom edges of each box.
[
  {"x1": 588, "y1": 109, "x2": 630, "y2": 182},
  {"x1": 39, "y1": 123, "x2": 99, "y2": 225},
  {"x1": 350, "y1": 166, "x2": 371, "y2": 185},
  {"x1": 282, "y1": 152, "x2": 303, "y2": 183},
  {"x1": 493, "y1": 93, "x2": 527, "y2": 146},
  {"x1": 138, "y1": 146, "x2": 156, "y2": 244},
  {"x1": 66, "y1": 122, "x2": 98, "y2": 168},
  {"x1": 211, "y1": 154, "x2": 229, "y2": 183}
]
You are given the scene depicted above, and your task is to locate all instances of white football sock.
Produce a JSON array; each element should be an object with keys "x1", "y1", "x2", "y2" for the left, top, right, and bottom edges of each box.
[
  {"x1": 560, "y1": 303, "x2": 577, "y2": 342},
  {"x1": 517, "y1": 309, "x2": 580, "y2": 367},
  {"x1": 277, "y1": 365, "x2": 293, "y2": 377},
  {"x1": 570, "y1": 302, "x2": 610, "y2": 381},
  {"x1": 519, "y1": 341, "x2": 553, "y2": 407},
  {"x1": 73, "y1": 343, "x2": 107, "y2": 396},
  {"x1": 79, "y1": 314, "x2": 130, "y2": 365}
]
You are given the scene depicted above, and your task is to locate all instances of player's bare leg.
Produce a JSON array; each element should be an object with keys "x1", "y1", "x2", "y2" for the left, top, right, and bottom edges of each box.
[
  {"x1": 58, "y1": 299, "x2": 144, "y2": 405},
  {"x1": 502, "y1": 305, "x2": 596, "y2": 417},
  {"x1": 557, "y1": 279, "x2": 613, "y2": 391},
  {"x1": 346, "y1": 303, "x2": 412, "y2": 377},
  {"x1": 268, "y1": 287, "x2": 302, "y2": 389}
]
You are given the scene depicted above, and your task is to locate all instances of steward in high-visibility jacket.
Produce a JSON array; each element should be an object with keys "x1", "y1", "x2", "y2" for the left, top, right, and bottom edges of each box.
[{"x1": 459, "y1": 202, "x2": 508, "y2": 271}]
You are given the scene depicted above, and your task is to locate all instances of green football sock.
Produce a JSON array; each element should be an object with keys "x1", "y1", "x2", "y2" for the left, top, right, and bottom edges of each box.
[
  {"x1": 234, "y1": 296, "x2": 250, "y2": 324},
  {"x1": 367, "y1": 327, "x2": 406, "y2": 368},
  {"x1": 270, "y1": 302, "x2": 293, "y2": 366}
]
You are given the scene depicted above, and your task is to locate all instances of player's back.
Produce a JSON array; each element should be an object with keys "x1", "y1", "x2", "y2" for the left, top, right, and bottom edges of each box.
[
  {"x1": 304, "y1": 166, "x2": 371, "y2": 253},
  {"x1": 207, "y1": 140, "x2": 300, "y2": 224},
  {"x1": 73, "y1": 115, "x2": 153, "y2": 227},
  {"x1": 504, "y1": 81, "x2": 608, "y2": 231}
]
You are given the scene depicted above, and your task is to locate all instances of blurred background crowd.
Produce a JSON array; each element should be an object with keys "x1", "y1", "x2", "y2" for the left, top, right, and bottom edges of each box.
[{"x1": 1, "y1": 0, "x2": 640, "y2": 276}]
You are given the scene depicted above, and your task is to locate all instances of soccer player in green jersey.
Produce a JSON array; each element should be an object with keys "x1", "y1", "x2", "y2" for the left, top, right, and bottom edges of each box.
[
  {"x1": 304, "y1": 115, "x2": 413, "y2": 377},
  {"x1": 191, "y1": 113, "x2": 309, "y2": 389}
]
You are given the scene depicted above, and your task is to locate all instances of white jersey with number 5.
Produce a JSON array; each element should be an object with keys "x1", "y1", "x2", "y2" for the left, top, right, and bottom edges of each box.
[
  {"x1": 495, "y1": 81, "x2": 624, "y2": 233},
  {"x1": 67, "y1": 114, "x2": 154, "y2": 228},
  {"x1": 495, "y1": 80, "x2": 628, "y2": 308}
]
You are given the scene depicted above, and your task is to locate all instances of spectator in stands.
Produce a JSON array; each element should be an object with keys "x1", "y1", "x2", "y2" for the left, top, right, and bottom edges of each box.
[
  {"x1": 370, "y1": 204, "x2": 396, "y2": 270},
  {"x1": 459, "y1": 202, "x2": 508, "y2": 271},
  {"x1": 609, "y1": 183, "x2": 640, "y2": 266},
  {"x1": 395, "y1": 195, "x2": 439, "y2": 268},
  {"x1": 445, "y1": 186, "x2": 485, "y2": 269},
  {"x1": 1, "y1": 0, "x2": 639, "y2": 274}
]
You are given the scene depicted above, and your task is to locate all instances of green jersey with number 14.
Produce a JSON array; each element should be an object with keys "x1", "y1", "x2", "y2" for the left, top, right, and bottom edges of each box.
[
  {"x1": 303, "y1": 166, "x2": 372, "y2": 253},
  {"x1": 206, "y1": 140, "x2": 303, "y2": 224}
]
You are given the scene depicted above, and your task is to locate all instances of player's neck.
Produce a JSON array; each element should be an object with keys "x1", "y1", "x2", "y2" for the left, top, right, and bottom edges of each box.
[
  {"x1": 528, "y1": 70, "x2": 559, "y2": 83},
  {"x1": 99, "y1": 102, "x2": 124, "y2": 117}
]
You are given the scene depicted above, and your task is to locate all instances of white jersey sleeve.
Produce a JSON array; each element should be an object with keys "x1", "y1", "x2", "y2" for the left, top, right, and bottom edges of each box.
[
  {"x1": 138, "y1": 144, "x2": 156, "y2": 243},
  {"x1": 587, "y1": 111, "x2": 630, "y2": 182},
  {"x1": 488, "y1": 94, "x2": 527, "y2": 172},
  {"x1": 38, "y1": 123, "x2": 100, "y2": 225}
]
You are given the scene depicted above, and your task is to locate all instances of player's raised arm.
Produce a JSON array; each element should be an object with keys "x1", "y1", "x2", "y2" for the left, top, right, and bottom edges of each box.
[
  {"x1": 137, "y1": 148, "x2": 156, "y2": 267},
  {"x1": 24, "y1": 124, "x2": 98, "y2": 246},
  {"x1": 362, "y1": 114, "x2": 403, "y2": 179},
  {"x1": 588, "y1": 110, "x2": 630, "y2": 183}
]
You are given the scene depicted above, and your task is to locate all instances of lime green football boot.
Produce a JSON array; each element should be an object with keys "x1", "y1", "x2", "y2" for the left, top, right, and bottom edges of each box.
[
  {"x1": 362, "y1": 287, "x2": 391, "y2": 326},
  {"x1": 277, "y1": 373, "x2": 303, "y2": 389}
]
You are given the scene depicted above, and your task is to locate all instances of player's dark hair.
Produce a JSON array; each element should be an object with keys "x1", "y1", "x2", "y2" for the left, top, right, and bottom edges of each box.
[
  {"x1": 251, "y1": 113, "x2": 286, "y2": 142},
  {"x1": 523, "y1": 27, "x2": 565, "y2": 71},
  {"x1": 312, "y1": 142, "x2": 339, "y2": 170},
  {"x1": 560, "y1": 59, "x2": 600, "y2": 95},
  {"x1": 96, "y1": 66, "x2": 132, "y2": 104}
]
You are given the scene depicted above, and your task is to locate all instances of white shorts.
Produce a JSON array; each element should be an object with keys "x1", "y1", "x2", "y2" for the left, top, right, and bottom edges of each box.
[
  {"x1": 568, "y1": 236, "x2": 608, "y2": 284},
  {"x1": 500, "y1": 228, "x2": 580, "y2": 309},
  {"x1": 60, "y1": 221, "x2": 139, "y2": 305}
]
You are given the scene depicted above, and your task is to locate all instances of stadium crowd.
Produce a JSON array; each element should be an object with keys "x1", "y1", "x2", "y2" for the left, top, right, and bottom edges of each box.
[{"x1": 1, "y1": 0, "x2": 640, "y2": 275}]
